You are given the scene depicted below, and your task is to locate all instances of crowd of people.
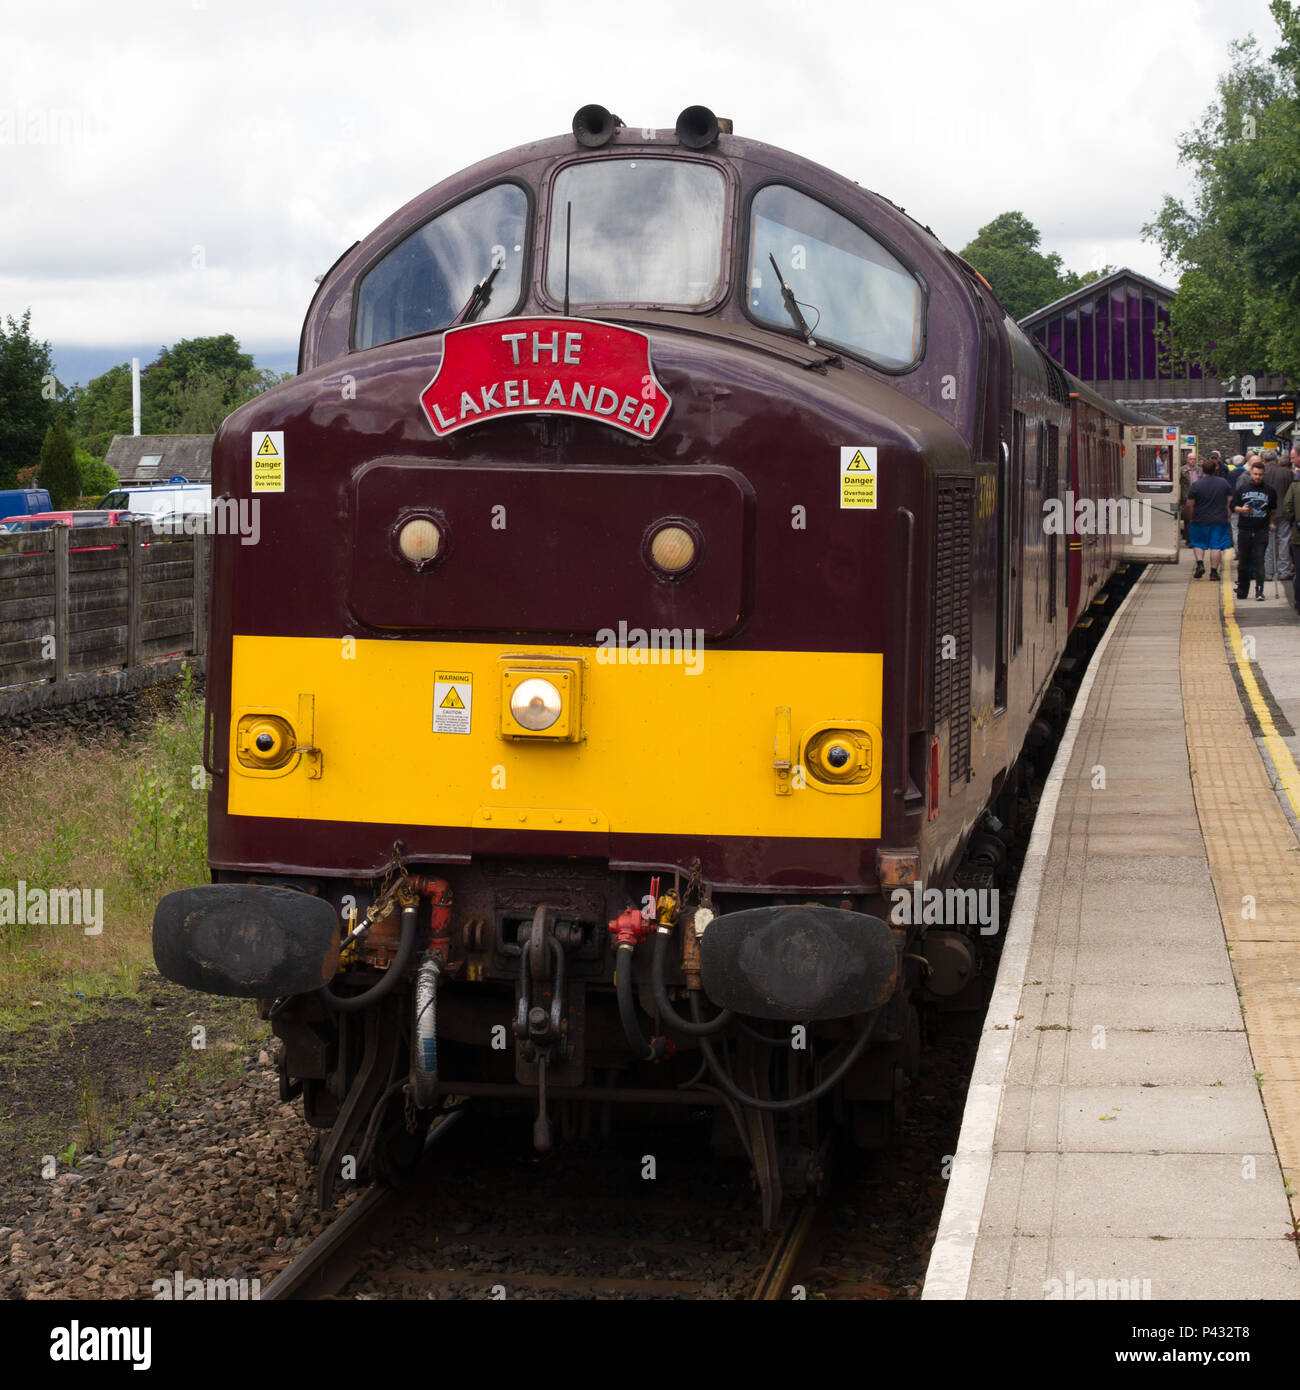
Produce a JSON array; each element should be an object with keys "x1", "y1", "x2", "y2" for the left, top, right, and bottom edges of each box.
[{"x1": 1181, "y1": 442, "x2": 1300, "y2": 605}]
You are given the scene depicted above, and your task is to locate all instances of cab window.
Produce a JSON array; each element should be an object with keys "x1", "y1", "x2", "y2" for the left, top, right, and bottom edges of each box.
[
  {"x1": 354, "y1": 184, "x2": 528, "y2": 350},
  {"x1": 747, "y1": 185, "x2": 924, "y2": 368},
  {"x1": 546, "y1": 159, "x2": 725, "y2": 307}
]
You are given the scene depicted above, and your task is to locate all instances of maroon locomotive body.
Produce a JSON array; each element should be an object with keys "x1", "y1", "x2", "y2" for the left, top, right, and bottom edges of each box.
[{"x1": 154, "y1": 107, "x2": 1135, "y2": 1218}]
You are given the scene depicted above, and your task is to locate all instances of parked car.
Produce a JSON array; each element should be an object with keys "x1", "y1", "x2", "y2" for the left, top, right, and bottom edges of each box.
[
  {"x1": 99, "y1": 483, "x2": 210, "y2": 519},
  {"x1": 0, "y1": 487, "x2": 53, "y2": 518},
  {"x1": 0, "y1": 509, "x2": 139, "y2": 532}
]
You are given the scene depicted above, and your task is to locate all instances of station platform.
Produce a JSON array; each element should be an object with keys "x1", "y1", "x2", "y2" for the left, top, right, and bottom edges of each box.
[{"x1": 924, "y1": 558, "x2": 1300, "y2": 1300}]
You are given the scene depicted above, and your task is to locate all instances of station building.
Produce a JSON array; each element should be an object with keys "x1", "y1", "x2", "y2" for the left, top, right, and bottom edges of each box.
[
  {"x1": 103, "y1": 434, "x2": 213, "y2": 486},
  {"x1": 1020, "y1": 268, "x2": 1292, "y2": 458}
]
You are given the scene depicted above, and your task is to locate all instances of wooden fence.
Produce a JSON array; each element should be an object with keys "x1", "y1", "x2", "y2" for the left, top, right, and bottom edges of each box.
[{"x1": 0, "y1": 524, "x2": 209, "y2": 717}]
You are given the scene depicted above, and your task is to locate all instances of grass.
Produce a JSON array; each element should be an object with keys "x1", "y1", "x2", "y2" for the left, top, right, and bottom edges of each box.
[
  {"x1": 0, "y1": 674, "x2": 275, "y2": 1161},
  {"x1": 0, "y1": 668, "x2": 208, "y2": 1033}
]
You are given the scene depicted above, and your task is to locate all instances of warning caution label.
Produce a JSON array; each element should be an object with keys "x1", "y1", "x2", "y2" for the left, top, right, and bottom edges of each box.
[
  {"x1": 252, "y1": 431, "x2": 285, "y2": 493},
  {"x1": 840, "y1": 446, "x2": 877, "y2": 509},
  {"x1": 433, "y1": 670, "x2": 472, "y2": 734}
]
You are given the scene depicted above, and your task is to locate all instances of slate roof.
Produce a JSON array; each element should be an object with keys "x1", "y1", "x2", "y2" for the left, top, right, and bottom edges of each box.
[{"x1": 103, "y1": 434, "x2": 212, "y2": 484}]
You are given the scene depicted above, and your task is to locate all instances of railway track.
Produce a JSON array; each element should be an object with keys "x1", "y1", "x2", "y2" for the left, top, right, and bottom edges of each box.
[
  {"x1": 751, "y1": 1203, "x2": 819, "y2": 1300},
  {"x1": 259, "y1": 1073, "x2": 967, "y2": 1301},
  {"x1": 265, "y1": 1155, "x2": 823, "y2": 1301}
]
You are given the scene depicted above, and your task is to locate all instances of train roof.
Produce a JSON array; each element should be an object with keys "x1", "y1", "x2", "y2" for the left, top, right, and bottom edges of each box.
[{"x1": 1066, "y1": 373, "x2": 1163, "y2": 426}]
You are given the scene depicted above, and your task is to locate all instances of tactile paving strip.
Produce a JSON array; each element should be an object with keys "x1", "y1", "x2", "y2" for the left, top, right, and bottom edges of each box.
[{"x1": 1182, "y1": 567, "x2": 1300, "y2": 1220}]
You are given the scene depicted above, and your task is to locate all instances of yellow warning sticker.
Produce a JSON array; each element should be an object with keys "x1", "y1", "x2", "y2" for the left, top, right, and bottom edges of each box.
[
  {"x1": 252, "y1": 431, "x2": 285, "y2": 492},
  {"x1": 840, "y1": 446, "x2": 877, "y2": 509},
  {"x1": 433, "y1": 670, "x2": 472, "y2": 734}
]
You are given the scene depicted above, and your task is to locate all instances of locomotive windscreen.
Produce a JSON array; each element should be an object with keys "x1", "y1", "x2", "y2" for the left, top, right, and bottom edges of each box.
[
  {"x1": 354, "y1": 183, "x2": 528, "y2": 350},
  {"x1": 747, "y1": 185, "x2": 924, "y2": 369},
  {"x1": 545, "y1": 158, "x2": 725, "y2": 306}
]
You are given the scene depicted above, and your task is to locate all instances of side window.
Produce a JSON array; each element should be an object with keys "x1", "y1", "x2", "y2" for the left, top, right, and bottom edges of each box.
[
  {"x1": 746, "y1": 185, "x2": 924, "y2": 368},
  {"x1": 353, "y1": 184, "x2": 528, "y2": 351}
]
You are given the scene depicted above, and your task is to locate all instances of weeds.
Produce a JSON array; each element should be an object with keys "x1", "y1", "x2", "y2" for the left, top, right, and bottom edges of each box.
[
  {"x1": 124, "y1": 663, "x2": 206, "y2": 891},
  {"x1": 0, "y1": 669, "x2": 207, "y2": 1033}
]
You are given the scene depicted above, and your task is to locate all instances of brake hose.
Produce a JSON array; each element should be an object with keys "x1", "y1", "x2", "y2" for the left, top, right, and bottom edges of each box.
[
  {"x1": 690, "y1": 992, "x2": 882, "y2": 1111},
  {"x1": 651, "y1": 928, "x2": 733, "y2": 1035},
  {"x1": 319, "y1": 903, "x2": 418, "y2": 1012},
  {"x1": 614, "y1": 942, "x2": 671, "y2": 1061}
]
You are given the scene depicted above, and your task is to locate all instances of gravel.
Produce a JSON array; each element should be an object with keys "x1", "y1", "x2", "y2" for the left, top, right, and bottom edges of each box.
[{"x1": 0, "y1": 1053, "x2": 355, "y2": 1301}]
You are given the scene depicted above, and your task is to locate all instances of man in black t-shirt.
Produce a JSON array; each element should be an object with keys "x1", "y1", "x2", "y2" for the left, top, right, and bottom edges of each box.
[{"x1": 1233, "y1": 459, "x2": 1277, "y2": 600}]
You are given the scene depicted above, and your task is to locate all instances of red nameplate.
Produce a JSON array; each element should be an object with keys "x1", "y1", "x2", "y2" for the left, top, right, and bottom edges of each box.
[{"x1": 420, "y1": 316, "x2": 671, "y2": 440}]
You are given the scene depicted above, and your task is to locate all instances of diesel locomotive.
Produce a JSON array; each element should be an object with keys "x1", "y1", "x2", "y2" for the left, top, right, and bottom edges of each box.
[{"x1": 154, "y1": 105, "x2": 1148, "y2": 1222}]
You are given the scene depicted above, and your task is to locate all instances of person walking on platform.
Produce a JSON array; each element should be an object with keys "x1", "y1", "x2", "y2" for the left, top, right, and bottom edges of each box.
[
  {"x1": 1186, "y1": 457, "x2": 1234, "y2": 581},
  {"x1": 1233, "y1": 458, "x2": 1277, "y2": 600},
  {"x1": 1285, "y1": 473, "x2": 1300, "y2": 616},
  {"x1": 1226, "y1": 454, "x2": 1247, "y2": 544},
  {"x1": 1263, "y1": 449, "x2": 1294, "y2": 583}
]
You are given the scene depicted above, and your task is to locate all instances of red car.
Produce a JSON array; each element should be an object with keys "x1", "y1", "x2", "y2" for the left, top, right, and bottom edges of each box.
[
  {"x1": 0, "y1": 510, "x2": 146, "y2": 550},
  {"x1": 0, "y1": 509, "x2": 140, "y2": 531}
]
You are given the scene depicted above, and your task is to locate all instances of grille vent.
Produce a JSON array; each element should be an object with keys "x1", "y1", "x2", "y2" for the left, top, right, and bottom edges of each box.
[{"x1": 933, "y1": 479, "x2": 973, "y2": 788}]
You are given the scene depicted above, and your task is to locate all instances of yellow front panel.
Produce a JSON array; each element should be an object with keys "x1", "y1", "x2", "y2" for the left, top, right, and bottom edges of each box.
[{"x1": 228, "y1": 636, "x2": 883, "y2": 840}]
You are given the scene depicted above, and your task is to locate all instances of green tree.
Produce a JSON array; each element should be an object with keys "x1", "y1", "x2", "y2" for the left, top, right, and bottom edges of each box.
[
  {"x1": 72, "y1": 337, "x2": 286, "y2": 455},
  {"x1": 958, "y1": 212, "x2": 1098, "y2": 321},
  {"x1": 37, "y1": 422, "x2": 82, "y2": 508},
  {"x1": 149, "y1": 361, "x2": 285, "y2": 434},
  {"x1": 1143, "y1": 1, "x2": 1300, "y2": 382},
  {"x1": 73, "y1": 362, "x2": 134, "y2": 457},
  {"x1": 144, "y1": 334, "x2": 254, "y2": 402},
  {"x1": 79, "y1": 452, "x2": 117, "y2": 498},
  {"x1": 0, "y1": 310, "x2": 58, "y2": 487}
]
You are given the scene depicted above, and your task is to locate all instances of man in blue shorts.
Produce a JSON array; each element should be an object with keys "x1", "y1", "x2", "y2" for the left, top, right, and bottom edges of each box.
[{"x1": 1186, "y1": 456, "x2": 1234, "y2": 580}]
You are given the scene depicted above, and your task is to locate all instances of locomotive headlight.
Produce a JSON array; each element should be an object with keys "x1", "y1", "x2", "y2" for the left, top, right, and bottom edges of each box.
[
  {"x1": 395, "y1": 515, "x2": 443, "y2": 568},
  {"x1": 500, "y1": 658, "x2": 584, "y2": 742},
  {"x1": 510, "y1": 678, "x2": 562, "y2": 730},
  {"x1": 646, "y1": 520, "x2": 700, "y2": 577}
]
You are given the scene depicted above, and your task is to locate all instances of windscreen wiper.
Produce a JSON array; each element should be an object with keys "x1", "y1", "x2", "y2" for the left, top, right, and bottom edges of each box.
[
  {"x1": 453, "y1": 262, "x2": 502, "y2": 327},
  {"x1": 768, "y1": 252, "x2": 815, "y2": 344}
]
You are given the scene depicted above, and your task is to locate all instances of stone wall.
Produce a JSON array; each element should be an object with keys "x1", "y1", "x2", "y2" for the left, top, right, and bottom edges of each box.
[{"x1": 1127, "y1": 397, "x2": 1289, "y2": 462}]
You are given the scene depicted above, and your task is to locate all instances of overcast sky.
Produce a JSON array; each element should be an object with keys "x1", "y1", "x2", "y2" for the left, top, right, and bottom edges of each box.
[{"x1": 0, "y1": 0, "x2": 1281, "y2": 387}]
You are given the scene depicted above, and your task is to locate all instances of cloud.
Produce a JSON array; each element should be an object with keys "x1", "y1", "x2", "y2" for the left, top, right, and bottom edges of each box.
[{"x1": 0, "y1": 0, "x2": 1282, "y2": 379}]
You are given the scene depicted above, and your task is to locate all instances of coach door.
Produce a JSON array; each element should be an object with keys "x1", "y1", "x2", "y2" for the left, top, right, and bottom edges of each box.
[{"x1": 1122, "y1": 425, "x2": 1179, "y2": 563}]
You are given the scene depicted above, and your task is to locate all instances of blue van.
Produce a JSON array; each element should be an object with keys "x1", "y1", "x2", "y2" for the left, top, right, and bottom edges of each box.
[{"x1": 0, "y1": 487, "x2": 54, "y2": 519}]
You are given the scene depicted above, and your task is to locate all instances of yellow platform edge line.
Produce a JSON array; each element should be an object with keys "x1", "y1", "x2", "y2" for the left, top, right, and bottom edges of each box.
[
  {"x1": 1220, "y1": 564, "x2": 1300, "y2": 822},
  {"x1": 1197, "y1": 560, "x2": 1300, "y2": 1220}
]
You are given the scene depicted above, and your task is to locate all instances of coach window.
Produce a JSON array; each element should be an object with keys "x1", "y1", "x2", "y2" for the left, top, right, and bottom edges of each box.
[
  {"x1": 746, "y1": 185, "x2": 924, "y2": 369},
  {"x1": 545, "y1": 160, "x2": 726, "y2": 306},
  {"x1": 353, "y1": 184, "x2": 529, "y2": 350}
]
